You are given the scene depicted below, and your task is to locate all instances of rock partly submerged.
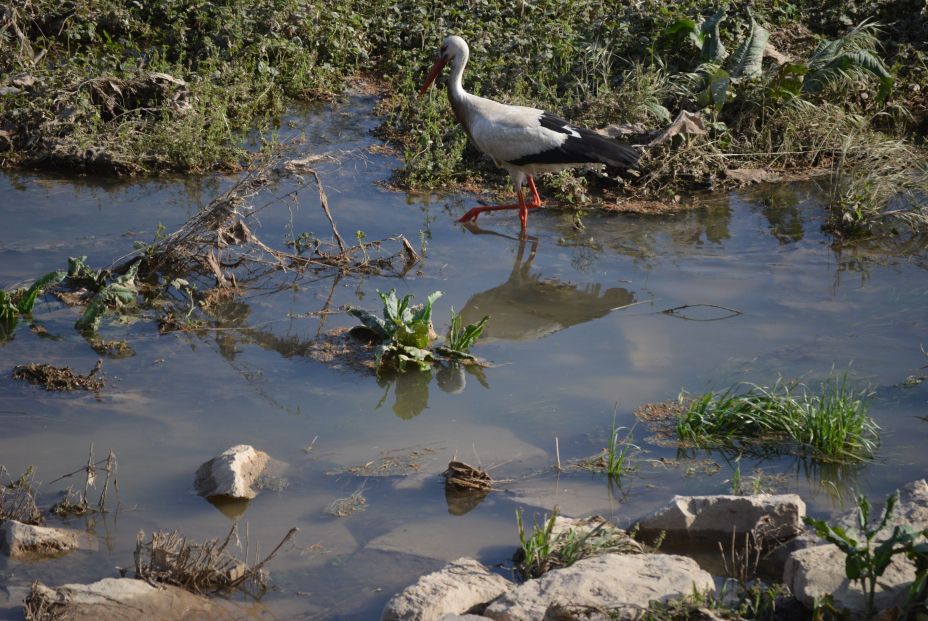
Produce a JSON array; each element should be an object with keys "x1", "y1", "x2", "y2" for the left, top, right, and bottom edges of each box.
[
  {"x1": 193, "y1": 444, "x2": 270, "y2": 500},
  {"x1": 23, "y1": 577, "x2": 241, "y2": 621},
  {"x1": 634, "y1": 493, "x2": 806, "y2": 546},
  {"x1": 0, "y1": 520, "x2": 97, "y2": 560}
]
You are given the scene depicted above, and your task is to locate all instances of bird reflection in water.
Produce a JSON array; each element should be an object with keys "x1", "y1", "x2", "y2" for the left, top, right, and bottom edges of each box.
[
  {"x1": 376, "y1": 226, "x2": 637, "y2": 419},
  {"x1": 458, "y1": 224, "x2": 637, "y2": 341}
]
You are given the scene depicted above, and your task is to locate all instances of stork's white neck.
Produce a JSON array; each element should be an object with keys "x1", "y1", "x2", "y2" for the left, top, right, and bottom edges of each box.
[{"x1": 446, "y1": 46, "x2": 470, "y2": 124}]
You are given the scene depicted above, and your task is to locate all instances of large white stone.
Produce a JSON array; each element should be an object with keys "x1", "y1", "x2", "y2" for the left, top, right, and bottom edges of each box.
[
  {"x1": 0, "y1": 520, "x2": 97, "y2": 559},
  {"x1": 782, "y1": 479, "x2": 928, "y2": 618},
  {"x1": 783, "y1": 544, "x2": 915, "y2": 618},
  {"x1": 483, "y1": 553, "x2": 714, "y2": 621},
  {"x1": 24, "y1": 577, "x2": 239, "y2": 620},
  {"x1": 194, "y1": 444, "x2": 270, "y2": 499},
  {"x1": 381, "y1": 557, "x2": 513, "y2": 621},
  {"x1": 635, "y1": 494, "x2": 805, "y2": 545}
]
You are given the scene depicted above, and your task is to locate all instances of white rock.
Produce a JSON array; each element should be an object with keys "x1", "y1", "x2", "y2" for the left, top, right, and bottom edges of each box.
[
  {"x1": 382, "y1": 557, "x2": 512, "y2": 621},
  {"x1": 635, "y1": 494, "x2": 805, "y2": 545},
  {"x1": 781, "y1": 479, "x2": 928, "y2": 618},
  {"x1": 23, "y1": 577, "x2": 238, "y2": 620},
  {"x1": 194, "y1": 444, "x2": 270, "y2": 499},
  {"x1": 0, "y1": 520, "x2": 97, "y2": 559},
  {"x1": 783, "y1": 544, "x2": 915, "y2": 618},
  {"x1": 483, "y1": 553, "x2": 714, "y2": 621}
]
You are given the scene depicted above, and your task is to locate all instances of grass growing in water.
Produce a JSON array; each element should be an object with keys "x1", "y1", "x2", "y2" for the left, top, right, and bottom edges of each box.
[{"x1": 676, "y1": 375, "x2": 878, "y2": 462}]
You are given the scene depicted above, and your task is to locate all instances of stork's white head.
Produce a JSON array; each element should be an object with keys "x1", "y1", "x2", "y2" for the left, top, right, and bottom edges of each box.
[
  {"x1": 439, "y1": 35, "x2": 469, "y2": 62},
  {"x1": 418, "y1": 35, "x2": 470, "y2": 97}
]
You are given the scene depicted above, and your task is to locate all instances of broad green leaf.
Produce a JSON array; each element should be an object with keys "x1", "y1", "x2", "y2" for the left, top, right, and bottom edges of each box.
[
  {"x1": 699, "y1": 8, "x2": 727, "y2": 63},
  {"x1": 16, "y1": 271, "x2": 65, "y2": 314},
  {"x1": 729, "y1": 15, "x2": 769, "y2": 79},
  {"x1": 845, "y1": 553, "x2": 864, "y2": 580},
  {"x1": 347, "y1": 307, "x2": 389, "y2": 338},
  {"x1": 411, "y1": 290, "x2": 442, "y2": 325}
]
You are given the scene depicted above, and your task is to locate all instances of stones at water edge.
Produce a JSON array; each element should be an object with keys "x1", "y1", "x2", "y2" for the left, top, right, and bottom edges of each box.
[
  {"x1": 0, "y1": 520, "x2": 97, "y2": 560},
  {"x1": 381, "y1": 557, "x2": 514, "y2": 621},
  {"x1": 23, "y1": 577, "x2": 237, "y2": 621},
  {"x1": 634, "y1": 494, "x2": 806, "y2": 546},
  {"x1": 193, "y1": 444, "x2": 270, "y2": 500},
  {"x1": 781, "y1": 479, "x2": 928, "y2": 618},
  {"x1": 783, "y1": 544, "x2": 915, "y2": 618},
  {"x1": 482, "y1": 553, "x2": 715, "y2": 621}
]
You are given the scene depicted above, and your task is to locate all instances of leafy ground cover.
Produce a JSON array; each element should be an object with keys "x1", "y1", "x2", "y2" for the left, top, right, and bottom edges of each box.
[{"x1": 1, "y1": 0, "x2": 926, "y2": 234}]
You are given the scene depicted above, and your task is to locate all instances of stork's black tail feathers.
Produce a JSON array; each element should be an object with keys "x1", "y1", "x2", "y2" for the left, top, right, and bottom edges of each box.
[{"x1": 510, "y1": 112, "x2": 640, "y2": 169}]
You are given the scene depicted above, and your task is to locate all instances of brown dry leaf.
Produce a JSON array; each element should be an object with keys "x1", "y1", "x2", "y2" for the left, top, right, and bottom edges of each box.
[{"x1": 647, "y1": 110, "x2": 707, "y2": 147}]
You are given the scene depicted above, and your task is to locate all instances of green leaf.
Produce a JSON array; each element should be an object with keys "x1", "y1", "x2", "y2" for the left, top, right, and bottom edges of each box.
[
  {"x1": 411, "y1": 290, "x2": 442, "y2": 326},
  {"x1": 347, "y1": 307, "x2": 389, "y2": 338},
  {"x1": 67, "y1": 256, "x2": 101, "y2": 284},
  {"x1": 845, "y1": 553, "x2": 864, "y2": 580},
  {"x1": 729, "y1": 15, "x2": 769, "y2": 79},
  {"x1": 16, "y1": 271, "x2": 66, "y2": 314},
  {"x1": 699, "y1": 7, "x2": 728, "y2": 64},
  {"x1": 696, "y1": 67, "x2": 730, "y2": 110}
]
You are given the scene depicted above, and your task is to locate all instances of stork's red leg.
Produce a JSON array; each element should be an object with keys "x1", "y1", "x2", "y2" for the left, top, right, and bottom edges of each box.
[{"x1": 458, "y1": 176, "x2": 543, "y2": 230}]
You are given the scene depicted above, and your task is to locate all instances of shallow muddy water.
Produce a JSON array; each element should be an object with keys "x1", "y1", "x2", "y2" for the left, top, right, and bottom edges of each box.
[{"x1": 1, "y1": 97, "x2": 926, "y2": 619}]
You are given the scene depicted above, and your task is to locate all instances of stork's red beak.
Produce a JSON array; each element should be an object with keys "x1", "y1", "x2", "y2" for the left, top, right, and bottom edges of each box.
[{"x1": 418, "y1": 56, "x2": 448, "y2": 97}]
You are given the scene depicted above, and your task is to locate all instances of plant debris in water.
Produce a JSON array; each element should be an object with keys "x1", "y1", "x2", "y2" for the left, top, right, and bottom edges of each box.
[
  {"x1": 443, "y1": 460, "x2": 492, "y2": 491},
  {"x1": 328, "y1": 446, "x2": 438, "y2": 478},
  {"x1": 0, "y1": 465, "x2": 43, "y2": 525},
  {"x1": 48, "y1": 446, "x2": 119, "y2": 517},
  {"x1": 12, "y1": 360, "x2": 104, "y2": 392},
  {"x1": 134, "y1": 525, "x2": 298, "y2": 597},
  {"x1": 325, "y1": 487, "x2": 367, "y2": 517}
]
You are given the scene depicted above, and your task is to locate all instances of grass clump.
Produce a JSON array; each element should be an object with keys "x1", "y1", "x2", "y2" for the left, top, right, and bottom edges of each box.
[
  {"x1": 676, "y1": 375, "x2": 878, "y2": 462},
  {"x1": 514, "y1": 508, "x2": 643, "y2": 581}
]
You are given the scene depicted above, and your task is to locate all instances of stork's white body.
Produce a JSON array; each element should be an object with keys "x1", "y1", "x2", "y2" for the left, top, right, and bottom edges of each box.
[{"x1": 419, "y1": 35, "x2": 639, "y2": 231}]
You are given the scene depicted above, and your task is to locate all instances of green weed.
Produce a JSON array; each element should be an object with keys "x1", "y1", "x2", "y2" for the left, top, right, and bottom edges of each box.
[
  {"x1": 675, "y1": 375, "x2": 878, "y2": 462},
  {"x1": 805, "y1": 490, "x2": 928, "y2": 617},
  {"x1": 514, "y1": 508, "x2": 642, "y2": 581},
  {"x1": 0, "y1": 271, "x2": 66, "y2": 339}
]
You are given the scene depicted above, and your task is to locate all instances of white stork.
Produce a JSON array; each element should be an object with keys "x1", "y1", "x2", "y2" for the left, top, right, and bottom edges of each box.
[{"x1": 418, "y1": 35, "x2": 640, "y2": 233}]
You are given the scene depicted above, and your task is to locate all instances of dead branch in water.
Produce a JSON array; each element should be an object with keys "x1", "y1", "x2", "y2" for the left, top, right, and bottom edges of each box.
[
  {"x1": 48, "y1": 445, "x2": 119, "y2": 517},
  {"x1": 115, "y1": 151, "x2": 419, "y2": 290},
  {"x1": 134, "y1": 524, "x2": 299, "y2": 598}
]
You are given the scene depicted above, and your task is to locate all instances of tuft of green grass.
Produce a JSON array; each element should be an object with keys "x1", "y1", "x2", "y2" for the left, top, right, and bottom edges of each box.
[
  {"x1": 514, "y1": 508, "x2": 643, "y2": 581},
  {"x1": 675, "y1": 375, "x2": 878, "y2": 462}
]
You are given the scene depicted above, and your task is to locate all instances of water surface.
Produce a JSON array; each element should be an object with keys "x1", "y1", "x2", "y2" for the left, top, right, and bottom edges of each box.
[{"x1": 0, "y1": 97, "x2": 926, "y2": 619}]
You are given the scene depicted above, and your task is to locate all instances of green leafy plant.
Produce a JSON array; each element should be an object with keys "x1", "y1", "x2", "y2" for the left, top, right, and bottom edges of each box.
[
  {"x1": 349, "y1": 290, "x2": 492, "y2": 373},
  {"x1": 436, "y1": 308, "x2": 489, "y2": 360},
  {"x1": 348, "y1": 289, "x2": 442, "y2": 372},
  {"x1": 515, "y1": 507, "x2": 559, "y2": 580},
  {"x1": 804, "y1": 491, "x2": 928, "y2": 617},
  {"x1": 1, "y1": 271, "x2": 67, "y2": 339},
  {"x1": 75, "y1": 261, "x2": 142, "y2": 334}
]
